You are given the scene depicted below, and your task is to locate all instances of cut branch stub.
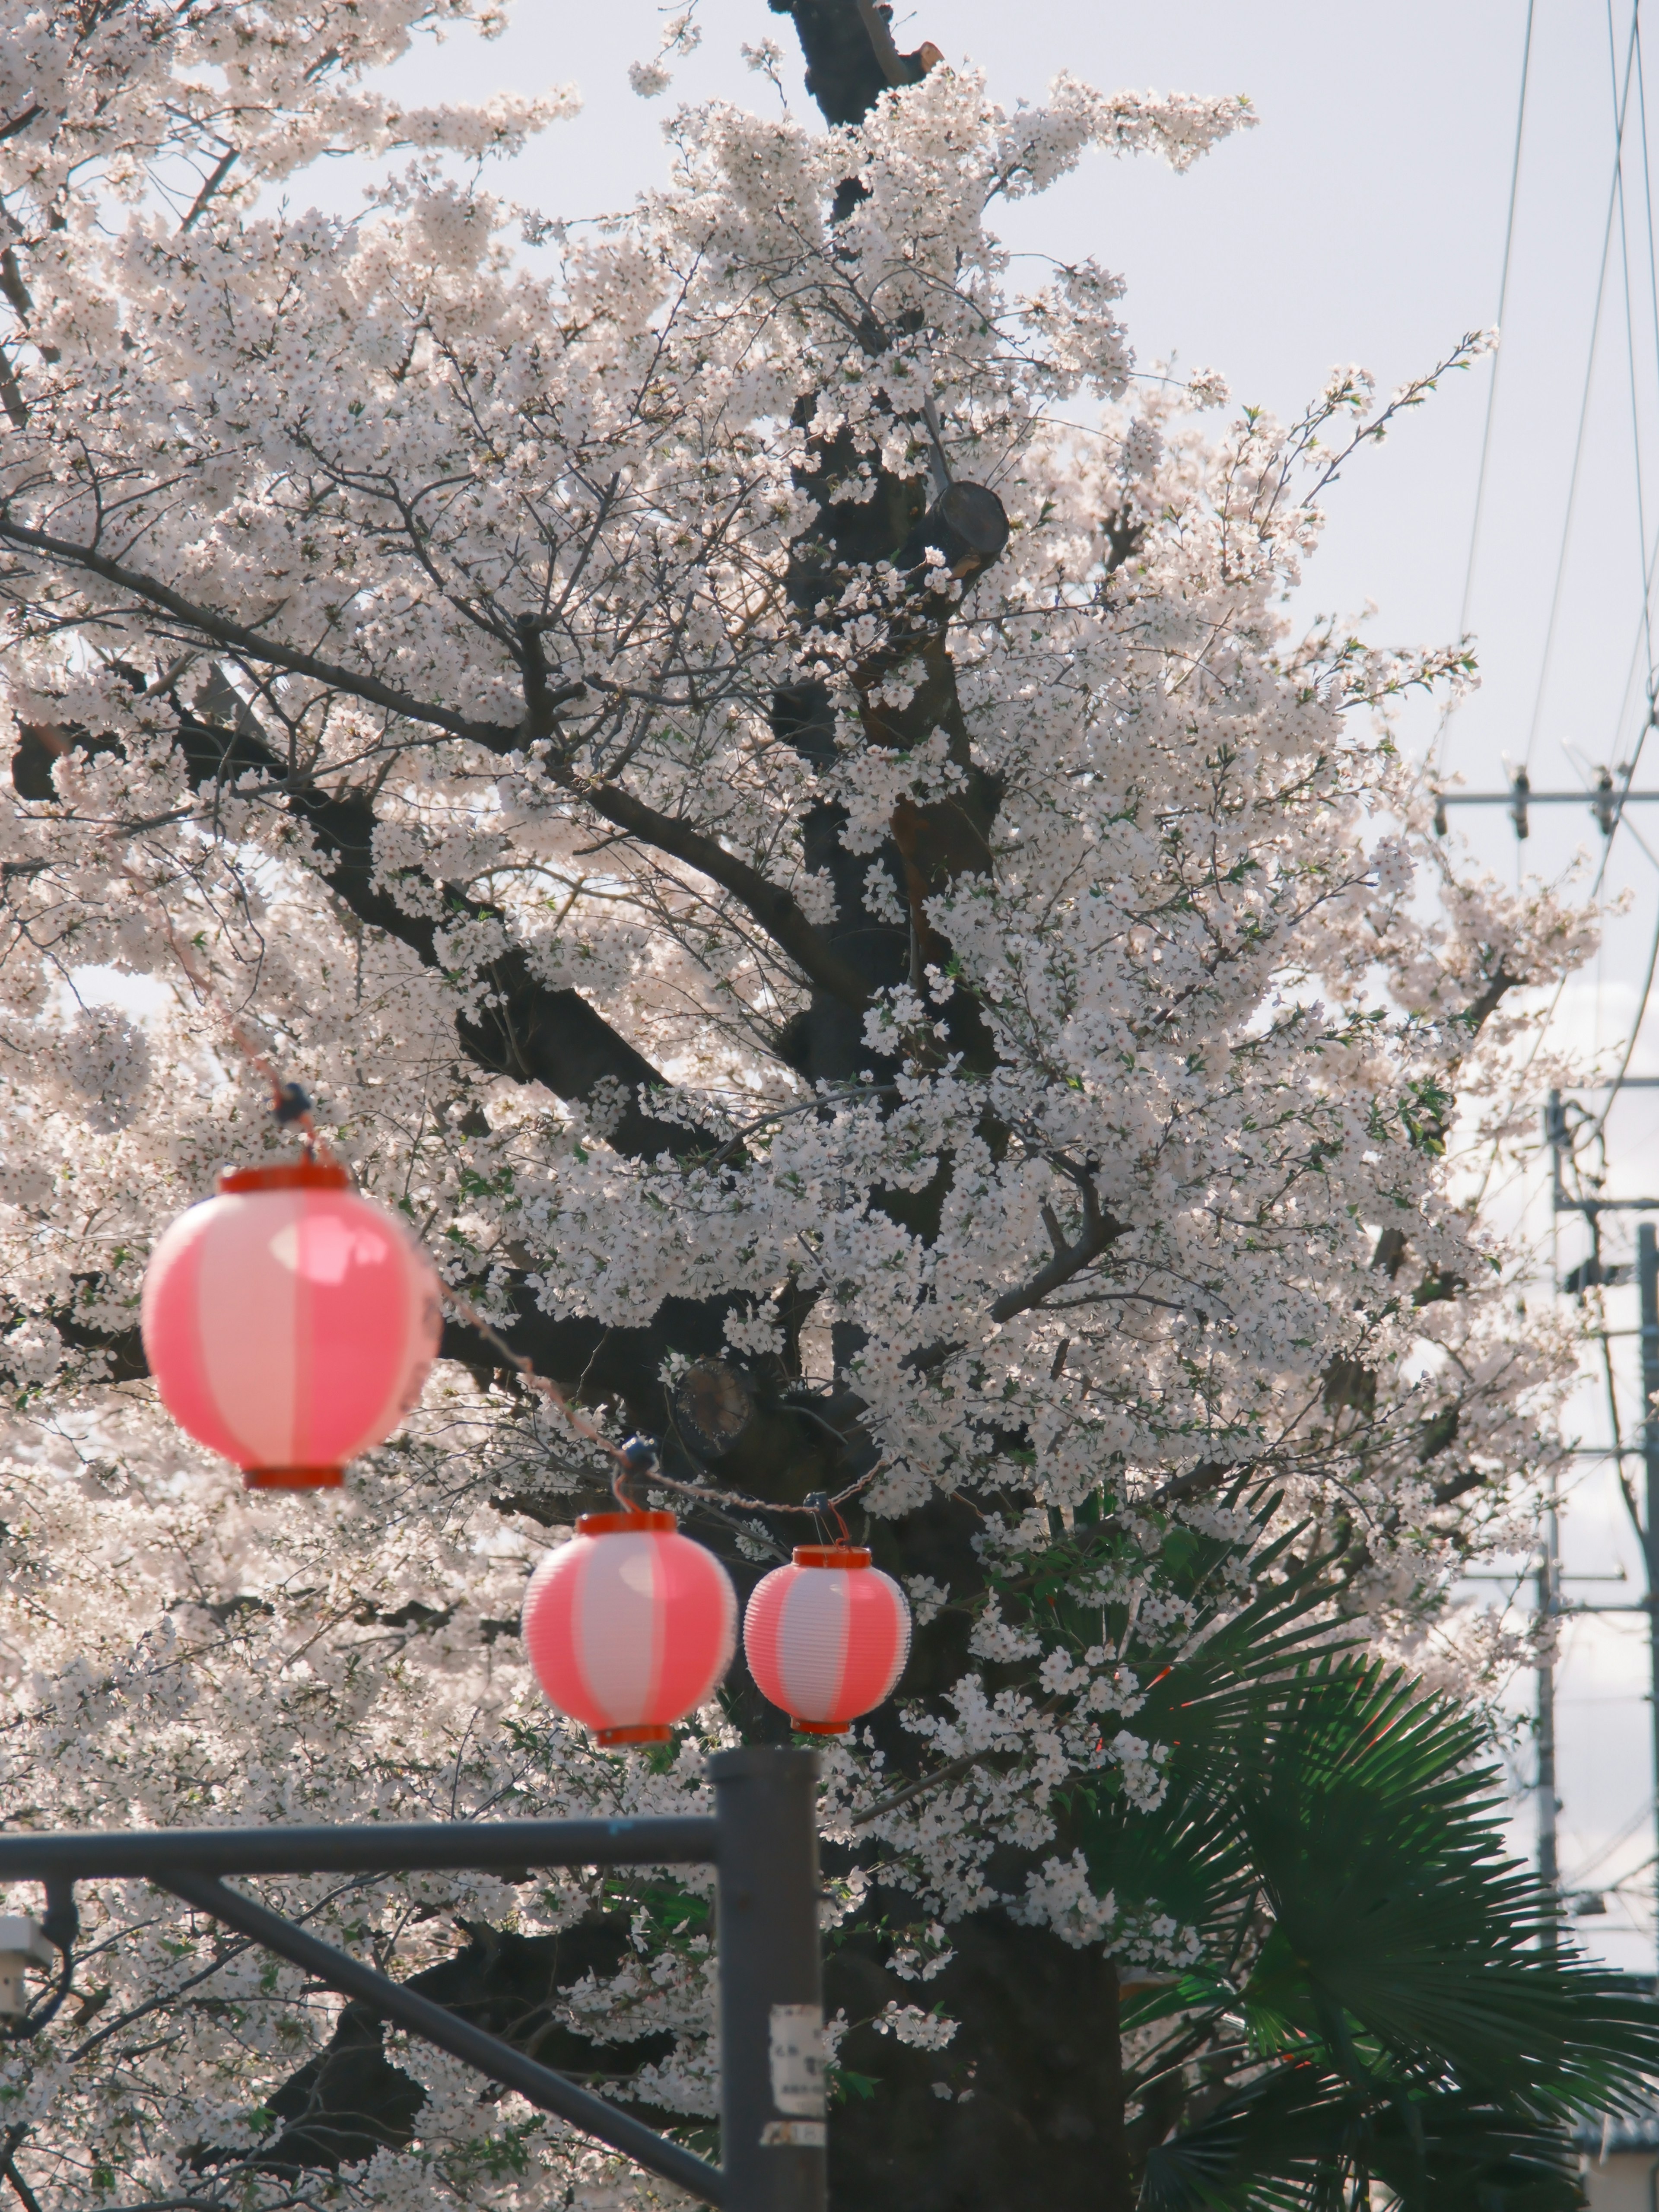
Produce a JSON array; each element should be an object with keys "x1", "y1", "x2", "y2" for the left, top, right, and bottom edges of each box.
[
  {"x1": 896, "y1": 483, "x2": 1011, "y2": 585},
  {"x1": 671, "y1": 1361, "x2": 757, "y2": 1459},
  {"x1": 1321, "y1": 1357, "x2": 1376, "y2": 1422}
]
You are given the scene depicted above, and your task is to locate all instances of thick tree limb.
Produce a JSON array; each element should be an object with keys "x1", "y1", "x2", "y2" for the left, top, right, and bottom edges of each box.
[
  {"x1": 2, "y1": 527, "x2": 875, "y2": 1013},
  {"x1": 1461, "y1": 962, "x2": 1516, "y2": 1039},
  {"x1": 852, "y1": 0, "x2": 908, "y2": 86},
  {"x1": 0, "y1": 349, "x2": 26, "y2": 432},
  {"x1": 990, "y1": 1174, "x2": 1129, "y2": 1324},
  {"x1": 767, "y1": 0, "x2": 936, "y2": 124},
  {"x1": 13, "y1": 709, "x2": 698, "y2": 1160}
]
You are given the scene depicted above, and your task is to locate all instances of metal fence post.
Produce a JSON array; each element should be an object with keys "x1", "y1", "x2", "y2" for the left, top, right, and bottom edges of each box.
[{"x1": 709, "y1": 1745, "x2": 827, "y2": 2212}]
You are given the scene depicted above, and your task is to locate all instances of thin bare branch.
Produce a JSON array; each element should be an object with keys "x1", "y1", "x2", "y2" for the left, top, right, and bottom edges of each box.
[{"x1": 0, "y1": 518, "x2": 532, "y2": 749}]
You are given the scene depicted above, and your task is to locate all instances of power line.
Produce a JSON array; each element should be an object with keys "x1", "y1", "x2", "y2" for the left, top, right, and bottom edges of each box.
[
  {"x1": 1589, "y1": 7, "x2": 1659, "y2": 1138},
  {"x1": 1615, "y1": 7, "x2": 1656, "y2": 696},
  {"x1": 1462, "y1": 737, "x2": 1657, "y2": 1208},
  {"x1": 1465, "y1": 10, "x2": 1657, "y2": 1209},
  {"x1": 1588, "y1": 764, "x2": 1659, "y2": 1140},
  {"x1": 1629, "y1": 6, "x2": 1659, "y2": 694},
  {"x1": 1520, "y1": 3, "x2": 1640, "y2": 775},
  {"x1": 1432, "y1": 0, "x2": 1537, "y2": 782}
]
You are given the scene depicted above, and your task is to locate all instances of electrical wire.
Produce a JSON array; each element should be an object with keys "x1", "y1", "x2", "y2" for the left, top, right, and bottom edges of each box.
[
  {"x1": 1586, "y1": 4, "x2": 1659, "y2": 1140},
  {"x1": 1628, "y1": 6, "x2": 1659, "y2": 688},
  {"x1": 1460, "y1": 748, "x2": 1656, "y2": 1211},
  {"x1": 1590, "y1": 870, "x2": 1659, "y2": 1139},
  {"x1": 1520, "y1": 3, "x2": 1641, "y2": 775},
  {"x1": 1421, "y1": 7, "x2": 1646, "y2": 1139},
  {"x1": 1431, "y1": 0, "x2": 1537, "y2": 782},
  {"x1": 1616, "y1": 12, "x2": 1657, "y2": 700},
  {"x1": 1463, "y1": 16, "x2": 1659, "y2": 1914},
  {"x1": 1565, "y1": 1798, "x2": 1659, "y2": 1890}
]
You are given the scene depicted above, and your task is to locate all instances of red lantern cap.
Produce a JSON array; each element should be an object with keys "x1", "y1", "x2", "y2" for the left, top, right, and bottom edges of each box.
[
  {"x1": 578, "y1": 1510, "x2": 677, "y2": 1536},
  {"x1": 218, "y1": 1160, "x2": 350, "y2": 1194}
]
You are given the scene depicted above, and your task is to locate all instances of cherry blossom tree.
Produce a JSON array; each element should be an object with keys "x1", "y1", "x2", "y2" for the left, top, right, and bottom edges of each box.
[{"x1": 0, "y1": 3, "x2": 1625, "y2": 2208}]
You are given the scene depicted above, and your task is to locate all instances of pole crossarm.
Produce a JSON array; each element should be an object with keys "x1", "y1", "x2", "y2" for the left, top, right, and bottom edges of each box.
[
  {"x1": 0, "y1": 1754, "x2": 828, "y2": 2212},
  {"x1": 1433, "y1": 791, "x2": 1659, "y2": 804},
  {"x1": 1433, "y1": 775, "x2": 1659, "y2": 839},
  {"x1": 0, "y1": 1816, "x2": 718, "y2": 1883}
]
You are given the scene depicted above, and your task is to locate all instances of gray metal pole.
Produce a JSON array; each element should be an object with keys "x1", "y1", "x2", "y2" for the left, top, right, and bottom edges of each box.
[
  {"x1": 1641, "y1": 1224, "x2": 1659, "y2": 1974},
  {"x1": 0, "y1": 1816, "x2": 717, "y2": 1884},
  {"x1": 1537, "y1": 1491, "x2": 1559, "y2": 1939},
  {"x1": 709, "y1": 1746, "x2": 827, "y2": 2212}
]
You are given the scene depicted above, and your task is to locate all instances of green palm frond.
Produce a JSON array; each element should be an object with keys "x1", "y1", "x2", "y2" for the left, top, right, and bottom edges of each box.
[
  {"x1": 1068, "y1": 1503, "x2": 1361, "y2": 1938},
  {"x1": 1142, "y1": 2064, "x2": 1589, "y2": 2212},
  {"x1": 1006, "y1": 1499, "x2": 1659, "y2": 2204},
  {"x1": 1236, "y1": 1658, "x2": 1659, "y2": 2110}
]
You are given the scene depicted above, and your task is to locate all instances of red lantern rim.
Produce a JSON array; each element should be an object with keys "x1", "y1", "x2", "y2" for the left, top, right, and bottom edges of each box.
[
  {"x1": 790, "y1": 1718, "x2": 849, "y2": 1735},
  {"x1": 577, "y1": 1510, "x2": 677, "y2": 1536},
  {"x1": 218, "y1": 1160, "x2": 351, "y2": 1195},
  {"x1": 596, "y1": 1723, "x2": 675, "y2": 1746},
  {"x1": 243, "y1": 1467, "x2": 346, "y2": 1490},
  {"x1": 791, "y1": 1545, "x2": 871, "y2": 1569}
]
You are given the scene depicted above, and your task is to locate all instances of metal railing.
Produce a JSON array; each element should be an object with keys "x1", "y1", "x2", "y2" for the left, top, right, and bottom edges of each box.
[{"x1": 0, "y1": 1744, "x2": 826, "y2": 2212}]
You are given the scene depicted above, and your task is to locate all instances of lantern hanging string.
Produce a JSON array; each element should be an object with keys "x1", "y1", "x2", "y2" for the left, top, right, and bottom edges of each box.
[
  {"x1": 627, "y1": 1465, "x2": 879, "y2": 1520},
  {"x1": 122, "y1": 865, "x2": 884, "y2": 1524},
  {"x1": 114, "y1": 852, "x2": 328, "y2": 1155}
]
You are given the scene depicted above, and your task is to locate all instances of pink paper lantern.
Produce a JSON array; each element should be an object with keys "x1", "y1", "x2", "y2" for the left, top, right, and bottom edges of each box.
[
  {"x1": 521, "y1": 1511, "x2": 738, "y2": 1745},
  {"x1": 141, "y1": 1160, "x2": 442, "y2": 1489},
  {"x1": 743, "y1": 1545, "x2": 912, "y2": 1735}
]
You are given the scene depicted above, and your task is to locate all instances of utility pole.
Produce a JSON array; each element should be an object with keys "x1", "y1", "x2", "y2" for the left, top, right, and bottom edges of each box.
[
  {"x1": 1538, "y1": 1489, "x2": 1560, "y2": 1924},
  {"x1": 1541, "y1": 1090, "x2": 1561, "y2": 1926},
  {"x1": 1543, "y1": 1093, "x2": 1659, "y2": 1964},
  {"x1": 1640, "y1": 1222, "x2": 1659, "y2": 1974}
]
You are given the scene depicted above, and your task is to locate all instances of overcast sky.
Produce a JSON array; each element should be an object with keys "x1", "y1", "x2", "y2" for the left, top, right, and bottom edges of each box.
[{"x1": 273, "y1": 0, "x2": 1659, "y2": 1968}]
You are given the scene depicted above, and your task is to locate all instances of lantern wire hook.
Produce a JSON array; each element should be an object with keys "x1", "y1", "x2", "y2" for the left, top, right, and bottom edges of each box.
[
  {"x1": 802, "y1": 1489, "x2": 850, "y2": 1545},
  {"x1": 614, "y1": 1436, "x2": 658, "y2": 1513},
  {"x1": 271, "y1": 1079, "x2": 316, "y2": 1155}
]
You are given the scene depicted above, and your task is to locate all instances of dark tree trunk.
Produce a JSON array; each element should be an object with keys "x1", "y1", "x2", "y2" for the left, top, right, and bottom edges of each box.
[{"x1": 826, "y1": 1924, "x2": 1134, "y2": 2211}]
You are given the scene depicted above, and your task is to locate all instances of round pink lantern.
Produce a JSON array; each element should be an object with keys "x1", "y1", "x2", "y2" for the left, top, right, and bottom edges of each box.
[
  {"x1": 141, "y1": 1159, "x2": 442, "y2": 1489},
  {"x1": 521, "y1": 1511, "x2": 737, "y2": 1745},
  {"x1": 743, "y1": 1545, "x2": 911, "y2": 1735}
]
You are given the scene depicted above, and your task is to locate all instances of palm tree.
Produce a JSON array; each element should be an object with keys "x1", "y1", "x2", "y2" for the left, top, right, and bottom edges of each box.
[
  {"x1": 824, "y1": 1497, "x2": 1659, "y2": 2210},
  {"x1": 1075, "y1": 1517, "x2": 1659, "y2": 2209}
]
